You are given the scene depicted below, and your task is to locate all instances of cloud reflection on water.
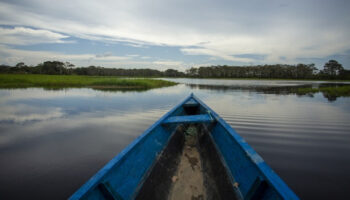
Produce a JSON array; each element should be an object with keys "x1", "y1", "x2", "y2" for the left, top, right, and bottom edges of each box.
[{"x1": 0, "y1": 80, "x2": 350, "y2": 199}]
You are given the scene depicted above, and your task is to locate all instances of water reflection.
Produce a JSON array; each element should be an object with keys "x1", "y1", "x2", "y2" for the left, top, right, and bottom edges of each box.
[
  {"x1": 0, "y1": 105, "x2": 63, "y2": 123},
  {"x1": 0, "y1": 87, "x2": 187, "y2": 199},
  {"x1": 0, "y1": 80, "x2": 350, "y2": 199},
  {"x1": 186, "y1": 83, "x2": 350, "y2": 101},
  {"x1": 41, "y1": 86, "x2": 152, "y2": 93},
  {"x1": 161, "y1": 78, "x2": 329, "y2": 86}
]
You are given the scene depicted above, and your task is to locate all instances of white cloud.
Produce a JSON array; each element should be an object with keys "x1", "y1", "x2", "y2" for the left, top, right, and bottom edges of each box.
[
  {"x1": 0, "y1": 0, "x2": 349, "y2": 65},
  {"x1": 181, "y1": 47, "x2": 255, "y2": 63},
  {"x1": 0, "y1": 27, "x2": 70, "y2": 45},
  {"x1": 96, "y1": 52, "x2": 113, "y2": 58},
  {"x1": 126, "y1": 54, "x2": 139, "y2": 57},
  {"x1": 0, "y1": 45, "x2": 185, "y2": 70},
  {"x1": 153, "y1": 60, "x2": 183, "y2": 66},
  {"x1": 0, "y1": 45, "x2": 130, "y2": 65},
  {"x1": 0, "y1": 105, "x2": 64, "y2": 123}
]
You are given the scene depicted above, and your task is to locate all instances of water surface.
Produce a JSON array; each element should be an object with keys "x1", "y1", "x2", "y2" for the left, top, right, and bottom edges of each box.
[{"x1": 0, "y1": 79, "x2": 350, "y2": 199}]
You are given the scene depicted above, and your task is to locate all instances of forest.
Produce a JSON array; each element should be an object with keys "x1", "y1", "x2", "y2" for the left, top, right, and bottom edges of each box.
[{"x1": 0, "y1": 60, "x2": 349, "y2": 80}]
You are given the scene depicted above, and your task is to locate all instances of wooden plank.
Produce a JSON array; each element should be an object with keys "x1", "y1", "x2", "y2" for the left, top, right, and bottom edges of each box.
[{"x1": 162, "y1": 114, "x2": 214, "y2": 124}]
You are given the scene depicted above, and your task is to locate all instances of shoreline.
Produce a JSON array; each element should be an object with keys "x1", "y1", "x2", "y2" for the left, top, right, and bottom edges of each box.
[{"x1": 0, "y1": 74, "x2": 177, "y2": 89}]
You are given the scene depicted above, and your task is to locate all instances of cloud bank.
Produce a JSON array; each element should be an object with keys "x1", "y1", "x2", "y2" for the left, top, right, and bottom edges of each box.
[{"x1": 0, "y1": 0, "x2": 349, "y2": 68}]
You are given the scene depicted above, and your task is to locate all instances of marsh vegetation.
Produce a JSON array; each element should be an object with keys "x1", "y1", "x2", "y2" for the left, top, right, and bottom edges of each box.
[{"x1": 0, "y1": 74, "x2": 176, "y2": 89}]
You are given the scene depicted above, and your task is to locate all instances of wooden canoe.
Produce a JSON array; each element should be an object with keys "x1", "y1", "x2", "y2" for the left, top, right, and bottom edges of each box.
[{"x1": 70, "y1": 94, "x2": 299, "y2": 200}]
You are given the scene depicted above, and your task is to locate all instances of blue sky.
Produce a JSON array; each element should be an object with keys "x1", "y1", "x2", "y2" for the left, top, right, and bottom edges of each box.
[{"x1": 0, "y1": 0, "x2": 350, "y2": 71}]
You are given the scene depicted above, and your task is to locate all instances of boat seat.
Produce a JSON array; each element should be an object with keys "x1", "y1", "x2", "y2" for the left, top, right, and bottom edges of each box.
[{"x1": 162, "y1": 114, "x2": 214, "y2": 124}]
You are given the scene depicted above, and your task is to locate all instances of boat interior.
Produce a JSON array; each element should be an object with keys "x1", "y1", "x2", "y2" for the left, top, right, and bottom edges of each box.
[
  {"x1": 73, "y1": 96, "x2": 295, "y2": 200},
  {"x1": 135, "y1": 99, "x2": 239, "y2": 200}
]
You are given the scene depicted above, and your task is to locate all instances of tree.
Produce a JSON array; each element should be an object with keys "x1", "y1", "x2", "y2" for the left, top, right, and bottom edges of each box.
[
  {"x1": 322, "y1": 60, "x2": 344, "y2": 77},
  {"x1": 41, "y1": 61, "x2": 66, "y2": 75},
  {"x1": 186, "y1": 67, "x2": 198, "y2": 77},
  {"x1": 296, "y1": 63, "x2": 316, "y2": 79},
  {"x1": 164, "y1": 69, "x2": 184, "y2": 77},
  {"x1": 15, "y1": 62, "x2": 26, "y2": 68}
]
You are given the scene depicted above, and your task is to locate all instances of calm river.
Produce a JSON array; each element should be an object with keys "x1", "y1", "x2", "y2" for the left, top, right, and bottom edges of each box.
[{"x1": 0, "y1": 79, "x2": 349, "y2": 199}]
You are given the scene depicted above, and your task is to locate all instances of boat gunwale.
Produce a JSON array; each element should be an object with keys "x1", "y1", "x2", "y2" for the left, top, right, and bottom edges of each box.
[
  {"x1": 191, "y1": 95, "x2": 299, "y2": 200},
  {"x1": 69, "y1": 95, "x2": 193, "y2": 200},
  {"x1": 70, "y1": 93, "x2": 299, "y2": 200}
]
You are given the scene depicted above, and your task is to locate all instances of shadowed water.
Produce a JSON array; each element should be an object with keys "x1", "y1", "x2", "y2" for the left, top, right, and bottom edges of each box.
[{"x1": 0, "y1": 79, "x2": 350, "y2": 199}]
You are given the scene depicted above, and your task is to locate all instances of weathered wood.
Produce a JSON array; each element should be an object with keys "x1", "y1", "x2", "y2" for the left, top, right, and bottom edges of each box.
[{"x1": 135, "y1": 126, "x2": 185, "y2": 200}]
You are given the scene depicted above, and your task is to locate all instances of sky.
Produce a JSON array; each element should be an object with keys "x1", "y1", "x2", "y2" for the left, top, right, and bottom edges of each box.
[{"x1": 0, "y1": 0, "x2": 349, "y2": 71}]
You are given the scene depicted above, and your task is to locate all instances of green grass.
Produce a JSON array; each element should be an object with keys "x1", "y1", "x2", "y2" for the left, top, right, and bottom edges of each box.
[
  {"x1": 297, "y1": 85, "x2": 350, "y2": 96},
  {"x1": 0, "y1": 74, "x2": 177, "y2": 89}
]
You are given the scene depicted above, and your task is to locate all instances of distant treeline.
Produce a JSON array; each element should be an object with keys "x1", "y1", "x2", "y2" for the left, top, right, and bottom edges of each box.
[
  {"x1": 0, "y1": 61, "x2": 185, "y2": 77},
  {"x1": 186, "y1": 60, "x2": 349, "y2": 80},
  {"x1": 0, "y1": 60, "x2": 349, "y2": 80}
]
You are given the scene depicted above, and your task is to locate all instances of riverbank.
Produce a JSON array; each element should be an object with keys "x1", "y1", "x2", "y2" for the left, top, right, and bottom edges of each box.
[
  {"x1": 0, "y1": 74, "x2": 177, "y2": 89},
  {"x1": 168, "y1": 77, "x2": 350, "y2": 82},
  {"x1": 297, "y1": 85, "x2": 350, "y2": 96}
]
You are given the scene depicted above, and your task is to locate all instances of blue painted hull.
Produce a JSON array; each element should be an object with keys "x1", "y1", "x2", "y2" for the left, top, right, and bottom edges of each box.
[{"x1": 70, "y1": 94, "x2": 299, "y2": 200}]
